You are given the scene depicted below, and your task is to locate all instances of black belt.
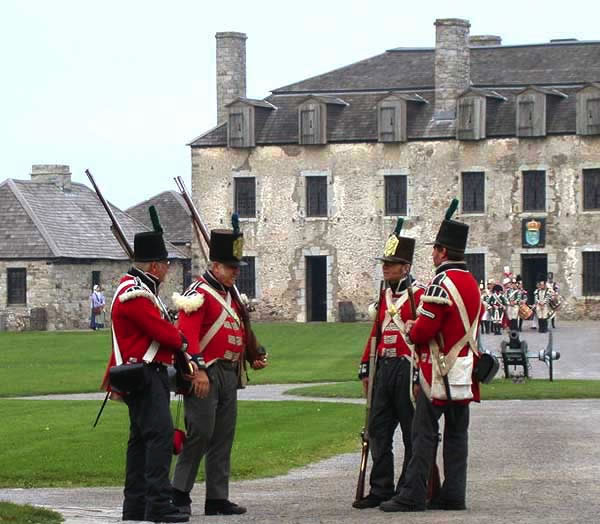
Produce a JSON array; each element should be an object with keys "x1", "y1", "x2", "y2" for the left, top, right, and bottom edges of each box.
[{"x1": 217, "y1": 359, "x2": 238, "y2": 368}]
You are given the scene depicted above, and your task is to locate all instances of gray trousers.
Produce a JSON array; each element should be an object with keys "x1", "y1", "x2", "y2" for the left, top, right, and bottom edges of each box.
[
  {"x1": 368, "y1": 357, "x2": 414, "y2": 499},
  {"x1": 395, "y1": 389, "x2": 470, "y2": 506},
  {"x1": 172, "y1": 360, "x2": 238, "y2": 499}
]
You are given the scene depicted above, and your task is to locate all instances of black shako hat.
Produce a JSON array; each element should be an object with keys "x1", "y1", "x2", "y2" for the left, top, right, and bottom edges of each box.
[
  {"x1": 209, "y1": 214, "x2": 247, "y2": 267},
  {"x1": 376, "y1": 218, "x2": 415, "y2": 264},
  {"x1": 134, "y1": 206, "x2": 169, "y2": 262},
  {"x1": 433, "y1": 198, "x2": 469, "y2": 254}
]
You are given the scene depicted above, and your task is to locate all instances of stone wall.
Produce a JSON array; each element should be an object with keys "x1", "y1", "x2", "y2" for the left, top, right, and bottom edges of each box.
[
  {"x1": 0, "y1": 259, "x2": 186, "y2": 331},
  {"x1": 191, "y1": 135, "x2": 600, "y2": 321},
  {"x1": 216, "y1": 32, "x2": 247, "y2": 125}
]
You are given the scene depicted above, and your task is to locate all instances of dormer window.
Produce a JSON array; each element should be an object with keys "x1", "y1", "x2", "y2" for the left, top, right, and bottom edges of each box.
[
  {"x1": 456, "y1": 89, "x2": 505, "y2": 141},
  {"x1": 377, "y1": 93, "x2": 427, "y2": 143},
  {"x1": 516, "y1": 86, "x2": 567, "y2": 138},
  {"x1": 298, "y1": 96, "x2": 347, "y2": 145},
  {"x1": 576, "y1": 83, "x2": 600, "y2": 136},
  {"x1": 227, "y1": 98, "x2": 276, "y2": 148}
]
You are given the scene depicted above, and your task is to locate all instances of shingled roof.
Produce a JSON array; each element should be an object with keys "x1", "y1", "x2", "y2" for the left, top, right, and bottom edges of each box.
[
  {"x1": 191, "y1": 40, "x2": 600, "y2": 147},
  {"x1": 0, "y1": 179, "x2": 186, "y2": 260},
  {"x1": 126, "y1": 191, "x2": 191, "y2": 246}
]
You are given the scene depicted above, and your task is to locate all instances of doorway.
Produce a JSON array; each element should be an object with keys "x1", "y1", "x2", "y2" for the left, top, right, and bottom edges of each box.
[
  {"x1": 520, "y1": 254, "x2": 547, "y2": 304},
  {"x1": 306, "y1": 256, "x2": 327, "y2": 321}
]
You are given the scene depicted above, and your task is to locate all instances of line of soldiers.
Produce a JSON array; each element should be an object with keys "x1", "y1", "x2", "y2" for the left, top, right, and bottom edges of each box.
[
  {"x1": 353, "y1": 201, "x2": 483, "y2": 513},
  {"x1": 480, "y1": 277, "x2": 561, "y2": 335},
  {"x1": 102, "y1": 212, "x2": 267, "y2": 522}
]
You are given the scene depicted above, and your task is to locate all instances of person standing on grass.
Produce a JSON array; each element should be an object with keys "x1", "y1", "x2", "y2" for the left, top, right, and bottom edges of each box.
[
  {"x1": 89, "y1": 284, "x2": 105, "y2": 330},
  {"x1": 171, "y1": 221, "x2": 267, "y2": 517},
  {"x1": 353, "y1": 219, "x2": 425, "y2": 510},
  {"x1": 102, "y1": 220, "x2": 191, "y2": 523},
  {"x1": 380, "y1": 199, "x2": 482, "y2": 513}
]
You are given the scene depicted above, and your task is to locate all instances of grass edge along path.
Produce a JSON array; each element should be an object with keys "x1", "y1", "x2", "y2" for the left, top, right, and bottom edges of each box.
[
  {"x1": 0, "y1": 501, "x2": 63, "y2": 523},
  {"x1": 284, "y1": 378, "x2": 600, "y2": 400},
  {"x1": 0, "y1": 399, "x2": 362, "y2": 489}
]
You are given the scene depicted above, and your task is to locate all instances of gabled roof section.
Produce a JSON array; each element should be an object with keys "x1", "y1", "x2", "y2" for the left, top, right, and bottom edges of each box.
[
  {"x1": 226, "y1": 97, "x2": 277, "y2": 109},
  {"x1": 459, "y1": 88, "x2": 507, "y2": 101},
  {"x1": 126, "y1": 191, "x2": 191, "y2": 246},
  {"x1": 517, "y1": 86, "x2": 568, "y2": 98},
  {"x1": 376, "y1": 92, "x2": 429, "y2": 103},
  {"x1": 299, "y1": 95, "x2": 349, "y2": 106},
  {"x1": 0, "y1": 179, "x2": 186, "y2": 260}
]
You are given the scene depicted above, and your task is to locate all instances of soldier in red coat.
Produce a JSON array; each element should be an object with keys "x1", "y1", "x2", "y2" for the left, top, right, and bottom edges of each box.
[
  {"x1": 106, "y1": 225, "x2": 190, "y2": 523},
  {"x1": 381, "y1": 199, "x2": 482, "y2": 513},
  {"x1": 353, "y1": 220, "x2": 425, "y2": 509},
  {"x1": 171, "y1": 223, "x2": 267, "y2": 517}
]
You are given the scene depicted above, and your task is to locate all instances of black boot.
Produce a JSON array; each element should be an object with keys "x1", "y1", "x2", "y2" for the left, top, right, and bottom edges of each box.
[
  {"x1": 205, "y1": 499, "x2": 247, "y2": 516},
  {"x1": 172, "y1": 489, "x2": 192, "y2": 516}
]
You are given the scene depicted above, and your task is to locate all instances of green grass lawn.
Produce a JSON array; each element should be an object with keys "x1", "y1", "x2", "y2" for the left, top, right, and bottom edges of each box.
[
  {"x1": 0, "y1": 502, "x2": 63, "y2": 523},
  {"x1": 285, "y1": 378, "x2": 600, "y2": 400},
  {"x1": 0, "y1": 323, "x2": 370, "y2": 396},
  {"x1": 0, "y1": 399, "x2": 362, "y2": 488}
]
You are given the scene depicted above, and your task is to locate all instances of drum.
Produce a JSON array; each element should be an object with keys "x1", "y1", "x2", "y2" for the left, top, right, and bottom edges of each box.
[
  {"x1": 518, "y1": 303, "x2": 533, "y2": 320},
  {"x1": 549, "y1": 296, "x2": 561, "y2": 310}
]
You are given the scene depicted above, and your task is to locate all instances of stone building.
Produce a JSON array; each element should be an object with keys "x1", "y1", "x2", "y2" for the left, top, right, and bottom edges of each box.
[
  {"x1": 0, "y1": 165, "x2": 188, "y2": 331},
  {"x1": 189, "y1": 22, "x2": 600, "y2": 321}
]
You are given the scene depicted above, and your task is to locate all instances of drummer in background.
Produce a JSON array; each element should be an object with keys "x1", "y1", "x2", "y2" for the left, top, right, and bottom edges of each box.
[
  {"x1": 516, "y1": 276, "x2": 528, "y2": 332},
  {"x1": 480, "y1": 281, "x2": 491, "y2": 334}
]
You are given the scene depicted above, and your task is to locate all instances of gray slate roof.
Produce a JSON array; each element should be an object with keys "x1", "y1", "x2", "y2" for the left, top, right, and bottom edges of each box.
[
  {"x1": 0, "y1": 179, "x2": 186, "y2": 260},
  {"x1": 191, "y1": 41, "x2": 600, "y2": 147},
  {"x1": 126, "y1": 191, "x2": 191, "y2": 246}
]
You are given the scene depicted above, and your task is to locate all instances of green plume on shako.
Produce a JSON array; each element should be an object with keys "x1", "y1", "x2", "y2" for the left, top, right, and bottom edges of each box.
[
  {"x1": 444, "y1": 198, "x2": 459, "y2": 221},
  {"x1": 149, "y1": 205, "x2": 163, "y2": 233},
  {"x1": 393, "y1": 217, "x2": 404, "y2": 237},
  {"x1": 231, "y1": 213, "x2": 240, "y2": 235}
]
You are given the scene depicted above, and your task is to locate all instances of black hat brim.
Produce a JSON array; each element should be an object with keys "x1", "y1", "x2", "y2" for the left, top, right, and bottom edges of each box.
[
  {"x1": 376, "y1": 256, "x2": 411, "y2": 264},
  {"x1": 213, "y1": 258, "x2": 248, "y2": 267}
]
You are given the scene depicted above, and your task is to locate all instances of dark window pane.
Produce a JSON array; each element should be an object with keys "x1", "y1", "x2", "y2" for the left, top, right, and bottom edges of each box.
[
  {"x1": 92, "y1": 271, "x2": 101, "y2": 287},
  {"x1": 7, "y1": 268, "x2": 26, "y2": 305},
  {"x1": 384, "y1": 175, "x2": 407, "y2": 216},
  {"x1": 306, "y1": 176, "x2": 327, "y2": 217},
  {"x1": 462, "y1": 172, "x2": 485, "y2": 213},
  {"x1": 583, "y1": 169, "x2": 600, "y2": 210},
  {"x1": 523, "y1": 170, "x2": 546, "y2": 211},
  {"x1": 464, "y1": 253, "x2": 485, "y2": 285},
  {"x1": 237, "y1": 256, "x2": 256, "y2": 298},
  {"x1": 583, "y1": 252, "x2": 600, "y2": 295},
  {"x1": 235, "y1": 178, "x2": 256, "y2": 218}
]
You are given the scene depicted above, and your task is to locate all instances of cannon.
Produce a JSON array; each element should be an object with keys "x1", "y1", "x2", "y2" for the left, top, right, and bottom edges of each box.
[{"x1": 500, "y1": 330, "x2": 560, "y2": 381}]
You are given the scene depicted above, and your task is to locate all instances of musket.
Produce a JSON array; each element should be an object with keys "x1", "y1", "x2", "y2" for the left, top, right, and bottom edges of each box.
[
  {"x1": 355, "y1": 280, "x2": 383, "y2": 503},
  {"x1": 173, "y1": 176, "x2": 266, "y2": 386},
  {"x1": 85, "y1": 169, "x2": 134, "y2": 260}
]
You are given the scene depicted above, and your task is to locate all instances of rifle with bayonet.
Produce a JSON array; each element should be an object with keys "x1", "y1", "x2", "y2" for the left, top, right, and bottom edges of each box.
[
  {"x1": 355, "y1": 281, "x2": 383, "y2": 503},
  {"x1": 173, "y1": 176, "x2": 267, "y2": 387}
]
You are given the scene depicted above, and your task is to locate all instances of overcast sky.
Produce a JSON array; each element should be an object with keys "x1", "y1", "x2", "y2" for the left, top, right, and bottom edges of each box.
[{"x1": 2, "y1": 0, "x2": 598, "y2": 211}]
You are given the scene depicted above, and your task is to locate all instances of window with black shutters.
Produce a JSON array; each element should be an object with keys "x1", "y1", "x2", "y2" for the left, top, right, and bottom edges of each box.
[
  {"x1": 7, "y1": 268, "x2": 26, "y2": 305},
  {"x1": 384, "y1": 175, "x2": 407, "y2": 216},
  {"x1": 464, "y1": 253, "x2": 485, "y2": 285},
  {"x1": 523, "y1": 170, "x2": 546, "y2": 211},
  {"x1": 583, "y1": 252, "x2": 600, "y2": 295},
  {"x1": 237, "y1": 256, "x2": 256, "y2": 298},
  {"x1": 234, "y1": 177, "x2": 256, "y2": 218},
  {"x1": 306, "y1": 176, "x2": 327, "y2": 217},
  {"x1": 462, "y1": 172, "x2": 485, "y2": 213},
  {"x1": 583, "y1": 169, "x2": 600, "y2": 210}
]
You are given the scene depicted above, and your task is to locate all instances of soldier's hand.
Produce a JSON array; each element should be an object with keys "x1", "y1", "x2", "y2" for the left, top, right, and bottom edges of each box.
[
  {"x1": 413, "y1": 383, "x2": 421, "y2": 400},
  {"x1": 191, "y1": 369, "x2": 210, "y2": 398},
  {"x1": 251, "y1": 357, "x2": 268, "y2": 370},
  {"x1": 361, "y1": 377, "x2": 368, "y2": 397}
]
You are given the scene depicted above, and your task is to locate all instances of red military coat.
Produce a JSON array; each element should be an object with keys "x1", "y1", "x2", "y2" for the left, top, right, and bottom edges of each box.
[
  {"x1": 174, "y1": 273, "x2": 246, "y2": 367},
  {"x1": 101, "y1": 271, "x2": 184, "y2": 391},
  {"x1": 360, "y1": 280, "x2": 425, "y2": 370},
  {"x1": 408, "y1": 262, "x2": 482, "y2": 405}
]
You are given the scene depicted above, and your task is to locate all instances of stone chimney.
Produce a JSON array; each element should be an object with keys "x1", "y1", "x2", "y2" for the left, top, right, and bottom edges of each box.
[
  {"x1": 434, "y1": 18, "x2": 471, "y2": 120},
  {"x1": 216, "y1": 32, "x2": 247, "y2": 125},
  {"x1": 469, "y1": 35, "x2": 502, "y2": 47},
  {"x1": 30, "y1": 164, "x2": 71, "y2": 191}
]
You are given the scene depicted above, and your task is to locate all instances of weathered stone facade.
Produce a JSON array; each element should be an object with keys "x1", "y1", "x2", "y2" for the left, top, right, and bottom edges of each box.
[
  {"x1": 0, "y1": 259, "x2": 186, "y2": 331},
  {"x1": 192, "y1": 135, "x2": 600, "y2": 321}
]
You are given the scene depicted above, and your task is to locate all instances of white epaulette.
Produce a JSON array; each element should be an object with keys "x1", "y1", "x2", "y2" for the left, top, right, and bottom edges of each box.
[{"x1": 172, "y1": 291, "x2": 205, "y2": 313}]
